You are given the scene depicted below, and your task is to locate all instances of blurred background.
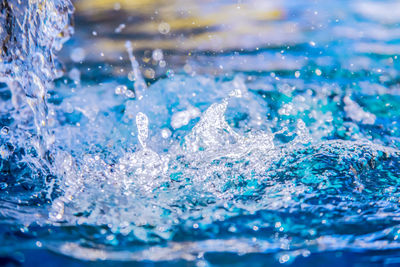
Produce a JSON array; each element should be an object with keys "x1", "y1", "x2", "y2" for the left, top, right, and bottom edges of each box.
[
  {"x1": 60, "y1": 0, "x2": 400, "y2": 95},
  {"x1": 61, "y1": 0, "x2": 400, "y2": 85},
  {"x1": 61, "y1": 0, "x2": 306, "y2": 81}
]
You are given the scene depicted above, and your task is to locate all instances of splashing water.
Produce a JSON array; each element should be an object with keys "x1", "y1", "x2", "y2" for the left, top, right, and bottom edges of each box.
[
  {"x1": 0, "y1": 0, "x2": 73, "y2": 158},
  {"x1": 1, "y1": 0, "x2": 400, "y2": 266}
]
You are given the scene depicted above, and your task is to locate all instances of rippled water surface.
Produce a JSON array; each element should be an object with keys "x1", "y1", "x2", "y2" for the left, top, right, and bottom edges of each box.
[{"x1": 1, "y1": 0, "x2": 400, "y2": 266}]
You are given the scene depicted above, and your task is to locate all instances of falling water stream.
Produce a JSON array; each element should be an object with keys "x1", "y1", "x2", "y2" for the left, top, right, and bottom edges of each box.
[{"x1": 1, "y1": 0, "x2": 400, "y2": 266}]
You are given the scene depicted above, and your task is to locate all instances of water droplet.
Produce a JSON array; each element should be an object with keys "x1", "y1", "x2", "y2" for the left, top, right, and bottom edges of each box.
[
  {"x1": 127, "y1": 71, "x2": 135, "y2": 81},
  {"x1": 125, "y1": 90, "x2": 135, "y2": 98},
  {"x1": 115, "y1": 85, "x2": 127, "y2": 95},
  {"x1": 114, "y1": 23, "x2": 126, "y2": 33},
  {"x1": 0, "y1": 182, "x2": 8, "y2": 190},
  {"x1": 161, "y1": 128, "x2": 171, "y2": 139},
  {"x1": 279, "y1": 254, "x2": 290, "y2": 264},
  {"x1": 144, "y1": 68, "x2": 155, "y2": 79},
  {"x1": 229, "y1": 89, "x2": 242, "y2": 98},
  {"x1": 183, "y1": 64, "x2": 192, "y2": 74},
  {"x1": 68, "y1": 68, "x2": 81, "y2": 83},
  {"x1": 166, "y1": 69, "x2": 175, "y2": 79},
  {"x1": 159, "y1": 60, "x2": 167, "y2": 68},
  {"x1": 70, "y1": 48, "x2": 86, "y2": 63},
  {"x1": 114, "y1": 2, "x2": 121, "y2": 10},
  {"x1": 158, "y1": 22, "x2": 171, "y2": 34},
  {"x1": 136, "y1": 112, "x2": 149, "y2": 148},
  {"x1": 1, "y1": 126, "x2": 9, "y2": 135},
  {"x1": 152, "y1": 49, "x2": 163, "y2": 61}
]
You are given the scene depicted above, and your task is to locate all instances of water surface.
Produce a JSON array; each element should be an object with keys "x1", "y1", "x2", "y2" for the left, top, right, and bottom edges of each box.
[{"x1": 1, "y1": 0, "x2": 400, "y2": 266}]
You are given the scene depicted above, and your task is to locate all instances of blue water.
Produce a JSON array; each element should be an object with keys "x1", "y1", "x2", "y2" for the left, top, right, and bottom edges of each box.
[{"x1": 1, "y1": 0, "x2": 400, "y2": 266}]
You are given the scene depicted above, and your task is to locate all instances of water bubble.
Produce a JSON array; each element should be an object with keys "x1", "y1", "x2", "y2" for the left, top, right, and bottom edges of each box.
[
  {"x1": 0, "y1": 145, "x2": 11, "y2": 160},
  {"x1": 114, "y1": 2, "x2": 121, "y2": 10},
  {"x1": 228, "y1": 226, "x2": 237, "y2": 232},
  {"x1": 279, "y1": 254, "x2": 290, "y2": 264},
  {"x1": 1, "y1": 126, "x2": 10, "y2": 135},
  {"x1": 166, "y1": 69, "x2": 175, "y2": 79},
  {"x1": 128, "y1": 71, "x2": 135, "y2": 81},
  {"x1": 159, "y1": 60, "x2": 167, "y2": 68},
  {"x1": 125, "y1": 90, "x2": 135, "y2": 98},
  {"x1": 68, "y1": 68, "x2": 81, "y2": 83},
  {"x1": 302, "y1": 250, "x2": 311, "y2": 257},
  {"x1": 158, "y1": 22, "x2": 171, "y2": 34},
  {"x1": 184, "y1": 64, "x2": 192, "y2": 74},
  {"x1": 114, "y1": 24, "x2": 126, "y2": 33},
  {"x1": 115, "y1": 85, "x2": 127, "y2": 95},
  {"x1": 229, "y1": 89, "x2": 243, "y2": 98},
  {"x1": 0, "y1": 182, "x2": 8, "y2": 190},
  {"x1": 152, "y1": 49, "x2": 164, "y2": 61},
  {"x1": 70, "y1": 48, "x2": 86, "y2": 63},
  {"x1": 161, "y1": 128, "x2": 171, "y2": 139},
  {"x1": 144, "y1": 68, "x2": 156, "y2": 79}
]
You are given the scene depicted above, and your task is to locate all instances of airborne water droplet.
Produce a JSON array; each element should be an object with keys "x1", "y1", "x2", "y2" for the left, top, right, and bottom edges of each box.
[
  {"x1": 136, "y1": 112, "x2": 149, "y2": 148},
  {"x1": 158, "y1": 22, "x2": 170, "y2": 34},
  {"x1": 1, "y1": 126, "x2": 10, "y2": 136},
  {"x1": 152, "y1": 49, "x2": 163, "y2": 61},
  {"x1": 115, "y1": 85, "x2": 127, "y2": 95}
]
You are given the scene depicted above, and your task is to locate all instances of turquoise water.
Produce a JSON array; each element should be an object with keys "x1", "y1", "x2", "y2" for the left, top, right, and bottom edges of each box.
[{"x1": 1, "y1": 0, "x2": 400, "y2": 266}]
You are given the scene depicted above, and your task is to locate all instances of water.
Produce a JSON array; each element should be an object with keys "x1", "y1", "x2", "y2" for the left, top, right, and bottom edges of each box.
[{"x1": 1, "y1": 0, "x2": 400, "y2": 266}]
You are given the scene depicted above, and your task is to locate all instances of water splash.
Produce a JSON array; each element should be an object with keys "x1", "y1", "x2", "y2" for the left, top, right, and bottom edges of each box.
[
  {"x1": 38, "y1": 74, "x2": 399, "y2": 251},
  {"x1": 0, "y1": 0, "x2": 73, "y2": 157},
  {"x1": 1, "y1": 0, "x2": 400, "y2": 265}
]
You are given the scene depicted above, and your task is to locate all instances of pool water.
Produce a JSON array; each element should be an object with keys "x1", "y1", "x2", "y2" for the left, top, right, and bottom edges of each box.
[{"x1": 1, "y1": 0, "x2": 400, "y2": 266}]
